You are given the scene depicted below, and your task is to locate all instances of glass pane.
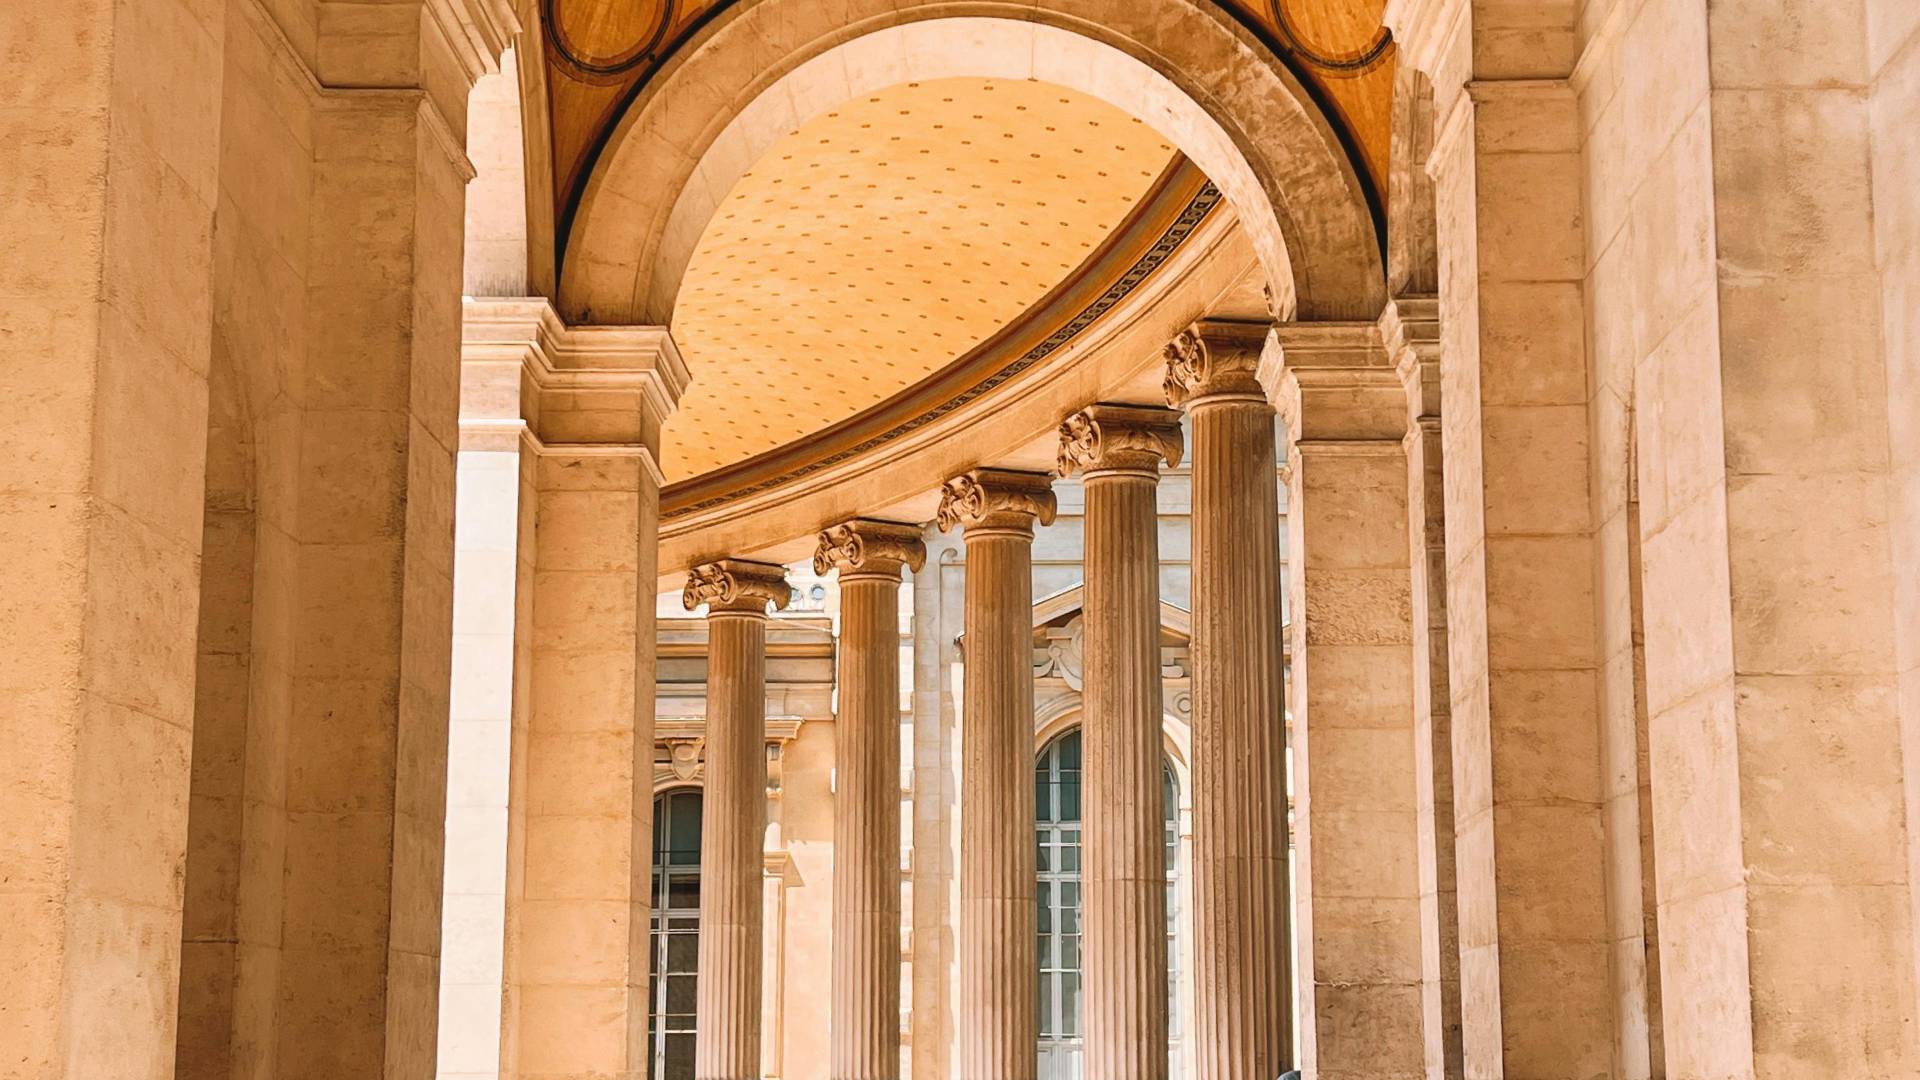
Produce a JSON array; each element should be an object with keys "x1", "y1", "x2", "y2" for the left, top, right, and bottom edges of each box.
[
  {"x1": 1063, "y1": 972, "x2": 1082, "y2": 1036},
  {"x1": 666, "y1": 973, "x2": 697, "y2": 1015},
  {"x1": 1038, "y1": 968, "x2": 1054, "y2": 1036},
  {"x1": 664, "y1": 1034, "x2": 696, "y2": 1080},
  {"x1": 667, "y1": 933, "x2": 698, "y2": 971}
]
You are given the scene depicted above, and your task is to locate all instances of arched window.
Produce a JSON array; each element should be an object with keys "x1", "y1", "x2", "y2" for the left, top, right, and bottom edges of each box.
[
  {"x1": 1036, "y1": 729, "x2": 1183, "y2": 1080},
  {"x1": 648, "y1": 789, "x2": 702, "y2": 1079}
]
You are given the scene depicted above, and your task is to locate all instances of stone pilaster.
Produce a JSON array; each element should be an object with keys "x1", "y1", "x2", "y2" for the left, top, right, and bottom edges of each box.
[
  {"x1": 1162, "y1": 321, "x2": 1294, "y2": 1080},
  {"x1": 685, "y1": 559, "x2": 791, "y2": 1080},
  {"x1": 1385, "y1": 296, "x2": 1465, "y2": 1079},
  {"x1": 458, "y1": 299, "x2": 689, "y2": 1080},
  {"x1": 1057, "y1": 405, "x2": 1184, "y2": 1080},
  {"x1": 936, "y1": 469, "x2": 1058, "y2": 1080},
  {"x1": 1264, "y1": 322, "x2": 1427, "y2": 1080},
  {"x1": 814, "y1": 520, "x2": 925, "y2": 1080},
  {"x1": 1385, "y1": 4, "x2": 1617, "y2": 1073}
]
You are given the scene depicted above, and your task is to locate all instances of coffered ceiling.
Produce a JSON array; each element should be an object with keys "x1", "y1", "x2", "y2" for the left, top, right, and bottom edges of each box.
[{"x1": 665, "y1": 77, "x2": 1179, "y2": 482}]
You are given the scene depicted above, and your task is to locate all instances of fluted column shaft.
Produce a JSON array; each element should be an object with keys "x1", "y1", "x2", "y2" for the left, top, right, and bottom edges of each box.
[
  {"x1": 686, "y1": 561, "x2": 790, "y2": 1080},
  {"x1": 816, "y1": 521, "x2": 925, "y2": 1080},
  {"x1": 1165, "y1": 323, "x2": 1293, "y2": 1080},
  {"x1": 1060, "y1": 405, "x2": 1184, "y2": 1080},
  {"x1": 937, "y1": 469, "x2": 1058, "y2": 1080}
]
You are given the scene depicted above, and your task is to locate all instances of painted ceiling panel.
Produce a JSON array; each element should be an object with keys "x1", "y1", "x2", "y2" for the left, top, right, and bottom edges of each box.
[{"x1": 666, "y1": 77, "x2": 1178, "y2": 482}]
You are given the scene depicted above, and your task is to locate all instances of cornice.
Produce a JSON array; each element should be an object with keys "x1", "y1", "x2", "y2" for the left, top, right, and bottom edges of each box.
[
  {"x1": 935, "y1": 469, "x2": 1058, "y2": 538},
  {"x1": 812, "y1": 520, "x2": 927, "y2": 580},
  {"x1": 683, "y1": 558, "x2": 791, "y2": 615},
  {"x1": 460, "y1": 296, "x2": 688, "y2": 462},
  {"x1": 1056, "y1": 403, "x2": 1185, "y2": 478},
  {"x1": 425, "y1": 0, "x2": 522, "y2": 86},
  {"x1": 240, "y1": 0, "x2": 482, "y2": 180},
  {"x1": 1262, "y1": 320, "x2": 1407, "y2": 443},
  {"x1": 1381, "y1": 294, "x2": 1442, "y2": 421},
  {"x1": 1163, "y1": 318, "x2": 1272, "y2": 409}
]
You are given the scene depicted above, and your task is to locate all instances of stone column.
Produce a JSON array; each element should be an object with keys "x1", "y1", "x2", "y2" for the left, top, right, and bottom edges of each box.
[
  {"x1": 1266, "y1": 323, "x2": 1428, "y2": 1078},
  {"x1": 2, "y1": 1, "x2": 223, "y2": 1073},
  {"x1": 1161, "y1": 322, "x2": 1292, "y2": 1080},
  {"x1": 459, "y1": 300, "x2": 689, "y2": 1080},
  {"x1": 815, "y1": 521, "x2": 926, "y2": 1080},
  {"x1": 1057, "y1": 405, "x2": 1184, "y2": 1080},
  {"x1": 685, "y1": 560, "x2": 791, "y2": 1080},
  {"x1": 935, "y1": 469, "x2": 1058, "y2": 1080}
]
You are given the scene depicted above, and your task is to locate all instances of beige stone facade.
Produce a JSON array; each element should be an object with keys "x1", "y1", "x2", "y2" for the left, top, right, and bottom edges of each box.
[{"x1": 3, "y1": 1, "x2": 1917, "y2": 1078}]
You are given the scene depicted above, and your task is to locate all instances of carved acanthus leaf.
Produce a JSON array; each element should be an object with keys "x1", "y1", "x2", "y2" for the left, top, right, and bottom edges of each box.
[
  {"x1": 1163, "y1": 320, "x2": 1270, "y2": 407},
  {"x1": 813, "y1": 519, "x2": 926, "y2": 578},
  {"x1": 1056, "y1": 403, "x2": 1184, "y2": 476},
  {"x1": 935, "y1": 468, "x2": 1058, "y2": 534},
  {"x1": 683, "y1": 559, "x2": 791, "y2": 614}
]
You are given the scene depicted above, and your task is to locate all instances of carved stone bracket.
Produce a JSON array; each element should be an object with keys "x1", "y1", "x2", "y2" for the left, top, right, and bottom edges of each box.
[
  {"x1": 683, "y1": 558, "x2": 792, "y2": 615},
  {"x1": 1163, "y1": 318, "x2": 1272, "y2": 408},
  {"x1": 935, "y1": 468, "x2": 1058, "y2": 536},
  {"x1": 812, "y1": 518, "x2": 927, "y2": 580},
  {"x1": 1056, "y1": 402, "x2": 1185, "y2": 477},
  {"x1": 654, "y1": 717, "x2": 804, "y2": 797}
]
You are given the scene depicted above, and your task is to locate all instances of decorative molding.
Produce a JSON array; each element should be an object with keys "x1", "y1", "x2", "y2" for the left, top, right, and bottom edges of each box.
[
  {"x1": 653, "y1": 717, "x2": 805, "y2": 793},
  {"x1": 934, "y1": 469, "x2": 1058, "y2": 537},
  {"x1": 1056, "y1": 403, "x2": 1185, "y2": 477},
  {"x1": 812, "y1": 519, "x2": 927, "y2": 580},
  {"x1": 1163, "y1": 319, "x2": 1272, "y2": 409},
  {"x1": 683, "y1": 559, "x2": 792, "y2": 614},
  {"x1": 661, "y1": 171, "x2": 1223, "y2": 520}
]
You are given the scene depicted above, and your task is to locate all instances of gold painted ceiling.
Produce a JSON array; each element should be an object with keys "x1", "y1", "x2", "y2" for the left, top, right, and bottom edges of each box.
[
  {"x1": 665, "y1": 77, "x2": 1179, "y2": 482},
  {"x1": 539, "y1": 0, "x2": 1394, "y2": 255}
]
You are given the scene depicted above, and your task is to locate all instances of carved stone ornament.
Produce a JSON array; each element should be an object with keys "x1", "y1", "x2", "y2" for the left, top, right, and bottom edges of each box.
[
  {"x1": 668, "y1": 739, "x2": 704, "y2": 782},
  {"x1": 812, "y1": 519, "x2": 927, "y2": 579},
  {"x1": 683, "y1": 558, "x2": 792, "y2": 614},
  {"x1": 1056, "y1": 403, "x2": 1185, "y2": 477},
  {"x1": 1163, "y1": 320, "x2": 1271, "y2": 408},
  {"x1": 935, "y1": 468, "x2": 1059, "y2": 534}
]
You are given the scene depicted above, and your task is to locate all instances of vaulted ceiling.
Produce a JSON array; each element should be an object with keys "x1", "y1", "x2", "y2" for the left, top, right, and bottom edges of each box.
[{"x1": 665, "y1": 77, "x2": 1179, "y2": 481}]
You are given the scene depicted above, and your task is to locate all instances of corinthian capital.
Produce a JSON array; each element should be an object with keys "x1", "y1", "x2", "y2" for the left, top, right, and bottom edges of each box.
[
  {"x1": 1163, "y1": 319, "x2": 1271, "y2": 408},
  {"x1": 935, "y1": 469, "x2": 1058, "y2": 535},
  {"x1": 813, "y1": 519, "x2": 927, "y2": 579},
  {"x1": 1056, "y1": 403, "x2": 1184, "y2": 477},
  {"x1": 683, "y1": 559, "x2": 791, "y2": 615}
]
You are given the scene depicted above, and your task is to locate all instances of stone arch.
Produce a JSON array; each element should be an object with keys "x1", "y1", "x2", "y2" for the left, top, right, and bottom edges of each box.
[{"x1": 561, "y1": 2, "x2": 1385, "y2": 325}]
